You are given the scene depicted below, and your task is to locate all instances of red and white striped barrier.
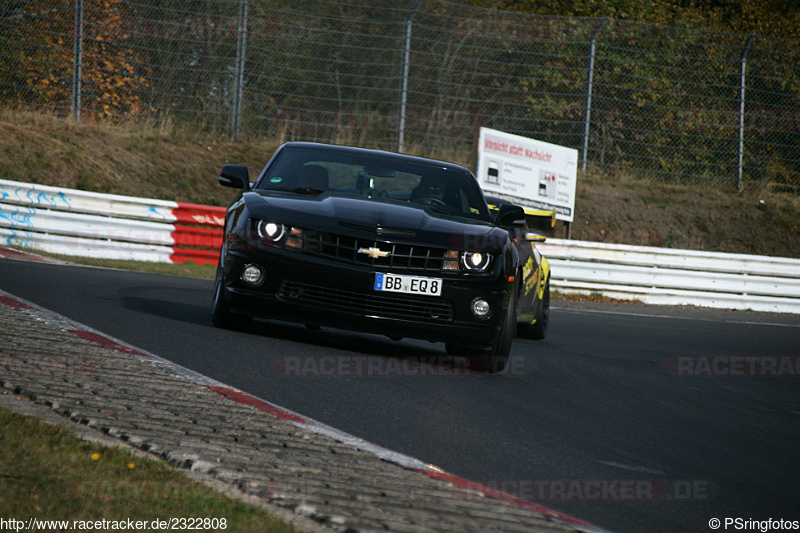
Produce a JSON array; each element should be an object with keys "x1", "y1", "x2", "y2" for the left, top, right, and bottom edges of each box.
[{"x1": 0, "y1": 179, "x2": 225, "y2": 265}]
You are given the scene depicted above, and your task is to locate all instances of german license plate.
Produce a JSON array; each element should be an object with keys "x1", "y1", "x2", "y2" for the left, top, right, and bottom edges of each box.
[{"x1": 374, "y1": 273, "x2": 442, "y2": 297}]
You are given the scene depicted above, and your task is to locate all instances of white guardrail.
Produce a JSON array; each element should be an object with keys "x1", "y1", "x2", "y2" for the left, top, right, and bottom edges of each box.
[
  {"x1": 2, "y1": 178, "x2": 799, "y2": 314},
  {"x1": 0, "y1": 179, "x2": 225, "y2": 265},
  {"x1": 539, "y1": 239, "x2": 800, "y2": 314}
]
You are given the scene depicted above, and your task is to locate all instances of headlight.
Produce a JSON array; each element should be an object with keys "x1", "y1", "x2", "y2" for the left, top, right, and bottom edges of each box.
[
  {"x1": 256, "y1": 220, "x2": 285, "y2": 242},
  {"x1": 443, "y1": 250, "x2": 493, "y2": 273},
  {"x1": 460, "y1": 251, "x2": 492, "y2": 272}
]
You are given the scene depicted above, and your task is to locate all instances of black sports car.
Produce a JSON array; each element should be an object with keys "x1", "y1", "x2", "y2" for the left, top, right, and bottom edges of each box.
[{"x1": 212, "y1": 142, "x2": 550, "y2": 372}]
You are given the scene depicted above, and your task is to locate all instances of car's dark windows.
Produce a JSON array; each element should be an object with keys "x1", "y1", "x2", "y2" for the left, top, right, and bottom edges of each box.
[{"x1": 256, "y1": 147, "x2": 490, "y2": 221}]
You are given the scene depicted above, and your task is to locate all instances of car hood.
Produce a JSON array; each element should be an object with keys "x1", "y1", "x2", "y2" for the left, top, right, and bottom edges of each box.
[{"x1": 244, "y1": 190, "x2": 505, "y2": 250}]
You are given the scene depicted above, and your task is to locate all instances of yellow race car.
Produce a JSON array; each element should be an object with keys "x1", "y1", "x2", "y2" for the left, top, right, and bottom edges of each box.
[{"x1": 486, "y1": 196, "x2": 553, "y2": 340}]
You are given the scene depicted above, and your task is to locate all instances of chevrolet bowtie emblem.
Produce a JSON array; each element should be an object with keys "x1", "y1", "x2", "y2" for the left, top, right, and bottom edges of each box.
[{"x1": 358, "y1": 247, "x2": 390, "y2": 259}]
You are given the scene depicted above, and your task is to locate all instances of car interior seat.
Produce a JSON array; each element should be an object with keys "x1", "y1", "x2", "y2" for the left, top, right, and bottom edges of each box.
[{"x1": 298, "y1": 164, "x2": 329, "y2": 190}]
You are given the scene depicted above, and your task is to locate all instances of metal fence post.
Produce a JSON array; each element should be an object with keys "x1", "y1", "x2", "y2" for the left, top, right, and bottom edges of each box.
[
  {"x1": 737, "y1": 34, "x2": 755, "y2": 191},
  {"x1": 581, "y1": 18, "x2": 607, "y2": 173},
  {"x1": 231, "y1": 0, "x2": 248, "y2": 142},
  {"x1": 71, "y1": 0, "x2": 83, "y2": 123},
  {"x1": 3, "y1": 4, "x2": 798, "y2": 192},
  {"x1": 397, "y1": 0, "x2": 424, "y2": 154}
]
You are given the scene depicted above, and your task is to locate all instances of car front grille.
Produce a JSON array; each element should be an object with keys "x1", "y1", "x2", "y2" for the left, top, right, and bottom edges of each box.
[
  {"x1": 278, "y1": 280, "x2": 454, "y2": 323},
  {"x1": 299, "y1": 229, "x2": 447, "y2": 273}
]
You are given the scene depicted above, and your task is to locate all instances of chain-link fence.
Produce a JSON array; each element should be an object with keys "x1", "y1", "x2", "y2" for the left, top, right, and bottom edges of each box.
[{"x1": 2, "y1": 0, "x2": 799, "y2": 193}]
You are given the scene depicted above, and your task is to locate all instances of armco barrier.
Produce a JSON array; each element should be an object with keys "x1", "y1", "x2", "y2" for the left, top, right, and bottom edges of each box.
[
  {"x1": 2, "y1": 179, "x2": 799, "y2": 314},
  {"x1": 539, "y1": 239, "x2": 800, "y2": 314},
  {"x1": 0, "y1": 179, "x2": 224, "y2": 265}
]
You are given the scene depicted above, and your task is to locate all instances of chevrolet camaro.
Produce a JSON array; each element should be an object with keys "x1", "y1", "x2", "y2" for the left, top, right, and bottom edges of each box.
[{"x1": 211, "y1": 142, "x2": 550, "y2": 372}]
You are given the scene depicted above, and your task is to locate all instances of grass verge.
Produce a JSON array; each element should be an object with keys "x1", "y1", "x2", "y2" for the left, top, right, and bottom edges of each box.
[
  {"x1": 12, "y1": 248, "x2": 218, "y2": 279},
  {"x1": 551, "y1": 290, "x2": 642, "y2": 304},
  {"x1": 0, "y1": 406, "x2": 296, "y2": 532}
]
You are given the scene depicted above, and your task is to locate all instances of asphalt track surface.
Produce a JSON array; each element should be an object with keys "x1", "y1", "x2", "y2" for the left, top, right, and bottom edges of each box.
[{"x1": 1, "y1": 257, "x2": 799, "y2": 533}]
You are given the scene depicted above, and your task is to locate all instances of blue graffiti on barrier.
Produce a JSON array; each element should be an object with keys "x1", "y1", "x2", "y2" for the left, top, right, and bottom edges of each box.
[
  {"x1": 148, "y1": 206, "x2": 168, "y2": 220},
  {"x1": 0, "y1": 206, "x2": 35, "y2": 228}
]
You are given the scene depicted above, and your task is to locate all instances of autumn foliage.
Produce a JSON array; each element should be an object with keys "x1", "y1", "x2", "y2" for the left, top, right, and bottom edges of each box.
[
  {"x1": 486, "y1": 0, "x2": 800, "y2": 41},
  {"x1": 5, "y1": 0, "x2": 151, "y2": 121}
]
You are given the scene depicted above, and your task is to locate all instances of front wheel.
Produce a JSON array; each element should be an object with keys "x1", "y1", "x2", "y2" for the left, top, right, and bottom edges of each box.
[
  {"x1": 211, "y1": 271, "x2": 251, "y2": 330},
  {"x1": 479, "y1": 285, "x2": 517, "y2": 373},
  {"x1": 450, "y1": 285, "x2": 517, "y2": 373}
]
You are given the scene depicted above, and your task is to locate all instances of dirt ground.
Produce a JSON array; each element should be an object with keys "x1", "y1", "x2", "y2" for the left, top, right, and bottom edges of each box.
[
  {"x1": 569, "y1": 177, "x2": 800, "y2": 258},
  {"x1": 2, "y1": 111, "x2": 798, "y2": 258}
]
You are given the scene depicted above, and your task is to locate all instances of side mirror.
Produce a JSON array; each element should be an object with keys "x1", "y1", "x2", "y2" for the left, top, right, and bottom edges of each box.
[
  {"x1": 219, "y1": 164, "x2": 250, "y2": 190},
  {"x1": 495, "y1": 203, "x2": 526, "y2": 228},
  {"x1": 524, "y1": 229, "x2": 547, "y2": 243}
]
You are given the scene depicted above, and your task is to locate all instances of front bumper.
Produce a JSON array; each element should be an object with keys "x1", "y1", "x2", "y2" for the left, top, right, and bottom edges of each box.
[{"x1": 221, "y1": 249, "x2": 511, "y2": 348}]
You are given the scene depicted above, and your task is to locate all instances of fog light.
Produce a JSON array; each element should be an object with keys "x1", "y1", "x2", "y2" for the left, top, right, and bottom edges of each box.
[
  {"x1": 471, "y1": 298, "x2": 491, "y2": 319},
  {"x1": 241, "y1": 264, "x2": 264, "y2": 286}
]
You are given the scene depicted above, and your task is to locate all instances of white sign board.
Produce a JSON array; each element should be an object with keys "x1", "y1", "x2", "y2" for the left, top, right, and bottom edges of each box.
[{"x1": 476, "y1": 127, "x2": 578, "y2": 222}]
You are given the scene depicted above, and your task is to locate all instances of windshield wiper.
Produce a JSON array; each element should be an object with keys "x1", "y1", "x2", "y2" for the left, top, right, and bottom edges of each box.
[
  {"x1": 425, "y1": 205, "x2": 456, "y2": 215},
  {"x1": 269, "y1": 186, "x2": 326, "y2": 194}
]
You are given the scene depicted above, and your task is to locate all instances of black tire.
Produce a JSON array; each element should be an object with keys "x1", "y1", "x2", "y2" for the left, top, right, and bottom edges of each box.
[
  {"x1": 444, "y1": 284, "x2": 518, "y2": 373},
  {"x1": 445, "y1": 344, "x2": 496, "y2": 373},
  {"x1": 519, "y1": 278, "x2": 549, "y2": 340},
  {"x1": 474, "y1": 283, "x2": 517, "y2": 373},
  {"x1": 211, "y1": 270, "x2": 251, "y2": 330}
]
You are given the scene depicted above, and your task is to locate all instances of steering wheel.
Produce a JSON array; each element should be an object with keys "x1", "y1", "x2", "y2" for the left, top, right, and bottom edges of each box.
[{"x1": 415, "y1": 196, "x2": 447, "y2": 208}]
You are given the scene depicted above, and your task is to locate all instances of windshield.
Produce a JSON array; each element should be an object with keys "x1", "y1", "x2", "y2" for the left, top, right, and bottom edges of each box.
[{"x1": 254, "y1": 146, "x2": 491, "y2": 222}]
